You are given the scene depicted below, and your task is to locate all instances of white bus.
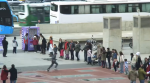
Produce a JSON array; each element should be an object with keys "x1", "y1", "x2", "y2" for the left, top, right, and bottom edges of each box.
[{"x1": 50, "y1": 1, "x2": 150, "y2": 24}]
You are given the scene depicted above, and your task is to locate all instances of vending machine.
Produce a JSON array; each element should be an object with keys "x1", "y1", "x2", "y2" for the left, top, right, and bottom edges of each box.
[
  {"x1": 21, "y1": 26, "x2": 40, "y2": 51},
  {"x1": 0, "y1": 35, "x2": 5, "y2": 51}
]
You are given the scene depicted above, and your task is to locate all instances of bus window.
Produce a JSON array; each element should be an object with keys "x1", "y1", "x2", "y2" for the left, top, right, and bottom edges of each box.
[
  {"x1": 37, "y1": 7, "x2": 43, "y2": 12},
  {"x1": 30, "y1": 7, "x2": 36, "y2": 14},
  {"x1": 5, "y1": 17, "x2": 12, "y2": 26},
  {"x1": 60, "y1": 5, "x2": 71, "y2": 14},
  {"x1": 44, "y1": 6, "x2": 50, "y2": 16},
  {"x1": 19, "y1": 5, "x2": 25, "y2": 12},
  {"x1": 51, "y1": 4, "x2": 58, "y2": 12},
  {"x1": 127, "y1": 4, "x2": 139, "y2": 12}
]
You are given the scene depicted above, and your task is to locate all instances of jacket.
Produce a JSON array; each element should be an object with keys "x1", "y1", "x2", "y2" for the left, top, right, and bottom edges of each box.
[
  {"x1": 97, "y1": 45, "x2": 101, "y2": 58},
  {"x1": 69, "y1": 42, "x2": 75, "y2": 50},
  {"x1": 24, "y1": 36, "x2": 28, "y2": 44},
  {"x1": 101, "y1": 50, "x2": 106, "y2": 61},
  {"x1": 138, "y1": 68, "x2": 147, "y2": 80},
  {"x1": 119, "y1": 55, "x2": 124, "y2": 62},
  {"x1": 32, "y1": 39, "x2": 38, "y2": 45},
  {"x1": 131, "y1": 55, "x2": 136, "y2": 66},
  {"x1": 58, "y1": 42, "x2": 63, "y2": 51},
  {"x1": 1, "y1": 68, "x2": 8, "y2": 80},
  {"x1": 113, "y1": 53, "x2": 117, "y2": 59},
  {"x1": 75, "y1": 44, "x2": 81, "y2": 52},
  {"x1": 54, "y1": 46, "x2": 57, "y2": 54},
  {"x1": 2, "y1": 40, "x2": 8, "y2": 49},
  {"x1": 52, "y1": 53, "x2": 57, "y2": 61},
  {"x1": 87, "y1": 49, "x2": 92, "y2": 57},
  {"x1": 42, "y1": 37, "x2": 47, "y2": 49},
  {"x1": 82, "y1": 44, "x2": 88, "y2": 51},
  {"x1": 12, "y1": 40, "x2": 18, "y2": 47},
  {"x1": 128, "y1": 70, "x2": 137, "y2": 81},
  {"x1": 5, "y1": 68, "x2": 17, "y2": 80},
  {"x1": 38, "y1": 37, "x2": 42, "y2": 45}
]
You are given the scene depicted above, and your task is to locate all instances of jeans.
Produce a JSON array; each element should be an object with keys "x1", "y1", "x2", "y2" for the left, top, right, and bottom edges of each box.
[
  {"x1": 102, "y1": 61, "x2": 106, "y2": 68},
  {"x1": 107, "y1": 57, "x2": 111, "y2": 69},
  {"x1": 10, "y1": 80, "x2": 16, "y2": 83},
  {"x1": 47, "y1": 60, "x2": 58, "y2": 70},
  {"x1": 13, "y1": 47, "x2": 16, "y2": 53},
  {"x1": 130, "y1": 81, "x2": 136, "y2": 83},
  {"x1": 120, "y1": 62, "x2": 124, "y2": 73},
  {"x1": 139, "y1": 80, "x2": 144, "y2": 83},
  {"x1": 3, "y1": 80, "x2": 6, "y2": 83},
  {"x1": 3, "y1": 48, "x2": 7, "y2": 57},
  {"x1": 98, "y1": 57, "x2": 101, "y2": 66},
  {"x1": 84, "y1": 50, "x2": 87, "y2": 61},
  {"x1": 34, "y1": 45, "x2": 37, "y2": 52},
  {"x1": 70, "y1": 50, "x2": 74, "y2": 60},
  {"x1": 125, "y1": 68, "x2": 129, "y2": 75},
  {"x1": 24, "y1": 44, "x2": 28, "y2": 52},
  {"x1": 75, "y1": 51, "x2": 79, "y2": 60},
  {"x1": 87, "y1": 57, "x2": 91, "y2": 64}
]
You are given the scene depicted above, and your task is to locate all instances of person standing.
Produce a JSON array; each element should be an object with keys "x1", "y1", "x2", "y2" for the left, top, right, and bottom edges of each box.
[
  {"x1": 75, "y1": 41, "x2": 81, "y2": 61},
  {"x1": 119, "y1": 51, "x2": 124, "y2": 73},
  {"x1": 32, "y1": 36, "x2": 38, "y2": 53},
  {"x1": 64, "y1": 40, "x2": 69, "y2": 60},
  {"x1": 112, "y1": 49, "x2": 118, "y2": 61},
  {"x1": 130, "y1": 53, "x2": 134, "y2": 61},
  {"x1": 1, "y1": 65, "x2": 8, "y2": 83},
  {"x1": 40, "y1": 34, "x2": 47, "y2": 54},
  {"x1": 136, "y1": 52, "x2": 142, "y2": 70},
  {"x1": 38, "y1": 34, "x2": 43, "y2": 53},
  {"x1": 106, "y1": 48, "x2": 111, "y2": 69},
  {"x1": 131, "y1": 53, "x2": 137, "y2": 70},
  {"x1": 48, "y1": 36, "x2": 53, "y2": 57},
  {"x1": 69, "y1": 40, "x2": 75, "y2": 60},
  {"x1": 2, "y1": 37, "x2": 8, "y2": 57},
  {"x1": 87, "y1": 48, "x2": 92, "y2": 65},
  {"x1": 82, "y1": 42, "x2": 89, "y2": 62},
  {"x1": 124, "y1": 59, "x2": 129, "y2": 75},
  {"x1": 128, "y1": 66, "x2": 137, "y2": 83},
  {"x1": 12, "y1": 37, "x2": 18, "y2": 54},
  {"x1": 5, "y1": 64, "x2": 17, "y2": 83},
  {"x1": 97, "y1": 43, "x2": 101, "y2": 66},
  {"x1": 58, "y1": 38, "x2": 63, "y2": 58},
  {"x1": 101, "y1": 47, "x2": 106, "y2": 68},
  {"x1": 24, "y1": 33, "x2": 28, "y2": 52},
  {"x1": 138, "y1": 65, "x2": 147, "y2": 83}
]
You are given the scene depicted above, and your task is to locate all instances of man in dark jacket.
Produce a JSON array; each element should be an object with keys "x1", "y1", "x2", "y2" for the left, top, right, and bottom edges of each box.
[
  {"x1": 5, "y1": 64, "x2": 17, "y2": 83},
  {"x1": 82, "y1": 42, "x2": 89, "y2": 62},
  {"x1": 69, "y1": 40, "x2": 75, "y2": 60},
  {"x1": 2, "y1": 37, "x2": 8, "y2": 57},
  {"x1": 106, "y1": 48, "x2": 112, "y2": 69}
]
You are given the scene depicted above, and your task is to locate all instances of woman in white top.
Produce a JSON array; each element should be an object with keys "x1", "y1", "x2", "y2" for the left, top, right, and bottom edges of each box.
[{"x1": 119, "y1": 51, "x2": 124, "y2": 73}]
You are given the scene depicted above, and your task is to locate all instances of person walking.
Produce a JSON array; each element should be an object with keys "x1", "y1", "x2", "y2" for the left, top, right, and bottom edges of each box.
[
  {"x1": 5, "y1": 64, "x2": 17, "y2": 83},
  {"x1": 12, "y1": 37, "x2": 18, "y2": 54},
  {"x1": 2, "y1": 37, "x2": 8, "y2": 57},
  {"x1": 58, "y1": 38, "x2": 63, "y2": 58},
  {"x1": 82, "y1": 42, "x2": 89, "y2": 62},
  {"x1": 106, "y1": 48, "x2": 111, "y2": 69},
  {"x1": 24, "y1": 33, "x2": 28, "y2": 52},
  {"x1": 40, "y1": 33, "x2": 47, "y2": 54},
  {"x1": 128, "y1": 66, "x2": 137, "y2": 83},
  {"x1": 97, "y1": 43, "x2": 101, "y2": 66},
  {"x1": 138, "y1": 65, "x2": 147, "y2": 83},
  {"x1": 64, "y1": 40, "x2": 69, "y2": 60},
  {"x1": 75, "y1": 41, "x2": 81, "y2": 61},
  {"x1": 1, "y1": 65, "x2": 8, "y2": 83},
  {"x1": 32, "y1": 36, "x2": 38, "y2": 53},
  {"x1": 69, "y1": 40, "x2": 75, "y2": 60},
  {"x1": 119, "y1": 51, "x2": 124, "y2": 73}
]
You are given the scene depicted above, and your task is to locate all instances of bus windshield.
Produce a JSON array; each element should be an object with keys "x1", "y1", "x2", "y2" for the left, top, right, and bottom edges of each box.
[
  {"x1": 51, "y1": 4, "x2": 58, "y2": 11},
  {"x1": 19, "y1": 5, "x2": 25, "y2": 12},
  {"x1": 44, "y1": 6, "x2": 50, "y2": 16},
  {"x1": 0, "y1": 2, "x2": 12, "y2": 26}
]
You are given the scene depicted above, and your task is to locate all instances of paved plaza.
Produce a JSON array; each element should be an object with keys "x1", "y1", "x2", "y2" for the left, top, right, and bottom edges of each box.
[{"x1": 0, "y1": 36, "x2": 149, "y2": 83}]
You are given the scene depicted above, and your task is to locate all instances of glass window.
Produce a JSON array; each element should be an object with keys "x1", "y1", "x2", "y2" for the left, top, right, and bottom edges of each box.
[
  {"x1": 19, "y1": 5, "x2": 25, "y2": 12},
  {"x1": 71, "y1": 5, "x2": 78, "y2": 14},
  {"x1": 0, "y1": 2, "x2": 11, "y2": 18},
  {"x1": 78, "y1": 5, "x2": 84, "y2": 14},
  {"x1": 91, "y1": 5, "x2": 100, "y2": 14},
  {"x1": 60, "y1": 5, "x2": 71, "y2": 14},
  {"x1": 106, "y1": 5, "x2": 117, "y2": 13},
  {"x1": 142, "y1": 3, "x2": 150, "y2": 12},
  {"x1": 44, "y1": 6, "x2": 50, "y2": 16},
  {"x1": 118, "y1": 4, "x2": 126, "y2": 13},
  {"x1": 51, "y1": 4, "x2": 58, "y2": 12},
  {"x1": 30, "y1": 7, "x2": 36, "y2": 14},
  {"x1": 0, "y1": 17, "x2": 12, "y2": 26},
  {"x1": 127, "y1": 4, "x2": 139, "y2": 12},
  {"x1": 84, "y1": 5, "x2": 90, "y2": 14},
  {"x1": 36, "y1": 7, "x2": 43, "y2": 12}
]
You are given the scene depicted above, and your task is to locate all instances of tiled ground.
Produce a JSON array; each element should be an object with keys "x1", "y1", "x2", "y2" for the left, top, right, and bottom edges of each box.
[{"x1": 3, "y1": 66, "x2": 146, "y2": 83}]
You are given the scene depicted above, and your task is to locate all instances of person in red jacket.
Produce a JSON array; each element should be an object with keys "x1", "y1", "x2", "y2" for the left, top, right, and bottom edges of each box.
[
  {"x1": 33, "y1": 36, "x2": 38, "y2": 53},
  {"x1": 1, "y1": 65, "x2": 8, "y2": 83}
]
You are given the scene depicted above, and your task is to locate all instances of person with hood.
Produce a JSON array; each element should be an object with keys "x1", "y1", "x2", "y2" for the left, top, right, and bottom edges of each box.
[
  {"x1": 128, "y1": 66, "x2": 137, "y2": 83},
  {"x1": 5, "y1": 64, "x2": 17, "y2": 83},
  {"x1": 82, "y1": 42, "x2": 89, "y2": 62},
  {"x1": 12, "y1": 37, "x2": 18, "y2": 54},
  {"x1": 40, "y1": 33, "x2": 47, "y2": 54},
  {"x1": 1, "y1": 65, "x2": 8, "y2": 83},
  {"x1": 2, "y1": 37, "x2": 8, "y2": 57},
  {"x1": 24, "y1": 33, "x2": 28, "y2": 52},
  {"x1": 136, "y1": 52, "x2": 142, "y2": 70},
  {"x1": 75, "y1": 41, "x2": 81, "y2": 61},
  {"x1": 64, "y1": 40, "x2": 69, "y2": 60},
  {"x1": 97, "y1": 43, "x2": 101, "y2": 66}
]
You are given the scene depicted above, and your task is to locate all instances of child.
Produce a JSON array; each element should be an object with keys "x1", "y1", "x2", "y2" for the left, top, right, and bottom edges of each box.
[
  {"x1": 125, "y1": 59, "x2": 129, "y2": 75},
  {"x1": 87, "y1": 48, "x2": 92, "y2": 65},
  {"x1": 47, "y1": 52, "x2": 58, "y2": 72},
  {"x1": 12, "y1": 37, "x2": 18, "y2": 54},
  {"x1": 113, "y1": 59, "x2": 119, "y2": 72},
  {"x1": 91, "y1": 52, "x2": 97, "y2": 65},
  {"x1": 128, "y1": 66, "x2": 137, "y2": 83},
  {"x1": 53, "y1": 44, "x2": 57, "y2": 55},
  {"x1": 32, "y1": 36, "x2": 38, "y2": 53}
]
